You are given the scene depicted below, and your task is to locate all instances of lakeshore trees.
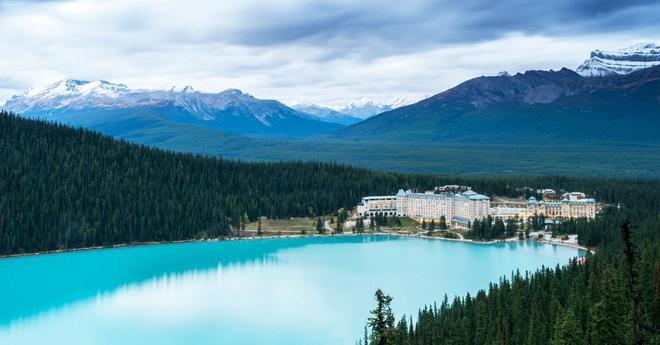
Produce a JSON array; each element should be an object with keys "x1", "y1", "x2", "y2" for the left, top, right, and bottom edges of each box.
[
  {"x1": 1, "y1": 112, "x2": 658, "y2": 344},
  {"x1": 365, "y1": 206, "x2": 660, "y2": 345}
]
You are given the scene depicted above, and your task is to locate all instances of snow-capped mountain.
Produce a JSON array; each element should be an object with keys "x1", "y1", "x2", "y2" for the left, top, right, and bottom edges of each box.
[
  {"x1": 336, "y1": 64, "x2": 660, "y2": 144},
  {"x1": 4, "y1": 80, "x2": 341, "y2": 138},
  {"x1": 576, "y1": 43, "x2": 660, "y2": 77},
  {"x1": 291, "y1": 104, "x2": 362, "y2": 125},
  {"x1": 338, "y1": 97, "x2": 411, "y2": 119}
]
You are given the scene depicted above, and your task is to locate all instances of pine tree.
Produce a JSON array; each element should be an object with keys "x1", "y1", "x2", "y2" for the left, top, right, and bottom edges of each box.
[
  {"x1": 257, "y1": 217, "x2": 263, "y2": 236},
  {"x1": 589, "y1": 269, "x2": 628, "y2": 345},
  {"x1": 368, "y1": 289, "x2": 397, "y2": 345},
  {"x1": 439, "y1": 216, "x2": 447, "y2": 230},
  {"x1": 551, "y1": 308, "x2": 585, "y2": 345},
  {"x1": 316, "y1": 217, "x2": 324, "y2": 234}
]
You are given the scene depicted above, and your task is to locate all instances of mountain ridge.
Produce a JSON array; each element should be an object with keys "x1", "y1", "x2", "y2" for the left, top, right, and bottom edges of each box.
[
  {"x1": 4, "y1": 79, "x2": 342, "y2": 138},
  {"x1": 291, "y1": 104, "x2": 362, "y2": 125},
  {"x1": 332, "y1": 65, "x2": 660, "y2": 144}
]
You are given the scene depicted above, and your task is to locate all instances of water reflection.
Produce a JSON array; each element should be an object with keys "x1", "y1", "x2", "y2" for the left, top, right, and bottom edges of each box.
[
  {"x1": 0, "y1": 236, "x2": 387, "y2": 325},
  {"x1": 0, "y1": 236, "x2": 580, "y2": 345}
]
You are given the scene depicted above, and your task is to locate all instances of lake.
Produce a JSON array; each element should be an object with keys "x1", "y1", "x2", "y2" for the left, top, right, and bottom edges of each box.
[{"x1": 0, "y1": 235, "x2": 581, "y2": 344}]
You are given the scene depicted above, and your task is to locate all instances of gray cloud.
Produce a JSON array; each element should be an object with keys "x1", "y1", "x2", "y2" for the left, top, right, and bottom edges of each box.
[
  {"x1": 0, "y1": 0, "x2": 658, "y2": 107},
  {"x1": 190, "y1": 0, "x2": 660, "y2": 51}
]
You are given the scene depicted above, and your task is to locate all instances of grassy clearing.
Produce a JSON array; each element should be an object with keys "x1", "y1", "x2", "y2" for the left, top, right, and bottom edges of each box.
[
  {"x1": 397, "y1": 216, "x2": 420, "y2": 230},
  {"x1": 245, "y1": 217, "x2": 317, "y2": 233}
]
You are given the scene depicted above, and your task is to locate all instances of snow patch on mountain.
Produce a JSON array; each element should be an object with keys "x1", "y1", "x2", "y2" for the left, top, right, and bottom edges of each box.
[
  {"x1": 338, "y1": 96, "x2": 412, "y2": 119},
  {"x1": 291, "y1": 104, "x2": 362, "y2": 125},
  {"x1": 3, "y1": 80, "x2": 302, "y2": 125},
  {"x1": 576, "y1": 43, "x2": 660, "y2": 77}
]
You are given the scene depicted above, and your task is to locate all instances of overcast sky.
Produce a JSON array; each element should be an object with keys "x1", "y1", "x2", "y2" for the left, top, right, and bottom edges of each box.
[{"x1": 0, "y1": 0, "x2": 659, "y2": 107}]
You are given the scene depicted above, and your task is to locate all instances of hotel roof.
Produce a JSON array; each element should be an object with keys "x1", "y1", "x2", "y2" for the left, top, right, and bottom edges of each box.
[{"x1": 398, "y1": 189, "x2": 490, "y2": 201}]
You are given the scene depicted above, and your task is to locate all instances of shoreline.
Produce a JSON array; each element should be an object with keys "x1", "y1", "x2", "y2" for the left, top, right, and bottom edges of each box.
[
  {"x1": 391, "y1": 231, "x2": 592, "y2": 254},
  {"x1": 0, "y1": 230, "x2": 591, "y2": 260}
]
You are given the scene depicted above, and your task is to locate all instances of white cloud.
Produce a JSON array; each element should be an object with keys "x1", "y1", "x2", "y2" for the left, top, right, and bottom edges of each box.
[{"x1": 0, "y1": 0, "x2": 658, "y2": 107}]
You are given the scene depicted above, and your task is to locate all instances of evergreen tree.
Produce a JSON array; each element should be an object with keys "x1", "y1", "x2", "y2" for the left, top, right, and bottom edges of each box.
[
  {"x1": 257, "y1": 217, "x2": 263, "y2": 236},
  {"x1": 589, "y1": 269, "x2": 629, "y2": 345},
  {"x1": 356, "y1": 217, "x2": 365, "y2": 233},
  {"x1": 439, "y1": 216, "x2": 447, "y2": 230},
  {"x1": 368, "y1": 289, "x2": 397, "y2": 345},
  {"x1": 506, "y1": 217, "x2": 518, "y2": 237},
  {"x1": 316, "y1": 217, "x2": 325, "y2": 234},
  {"x1": 336, "y1": 220, "x2": 344, "y2": 234},
  {"x1": 551, "y1": 308, "x2": 585, "y2": 345}
]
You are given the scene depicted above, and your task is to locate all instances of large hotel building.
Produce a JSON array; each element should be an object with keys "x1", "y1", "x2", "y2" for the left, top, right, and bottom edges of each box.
[
  {"x1": 527, "y1": 192, "x2": 596, "y2": 219},
  {"x1": 357, "y1": 187, "x2": 490, "y2": 228},
  {"x1": 357, "y1": 186, "x2": 595, "y2": 229}
]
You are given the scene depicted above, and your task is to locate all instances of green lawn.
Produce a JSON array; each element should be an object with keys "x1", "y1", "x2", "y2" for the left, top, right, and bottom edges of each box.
[
  {"x1": 245, "y1": 217, "x2": 317, "y2": 233},
  {"x1": 397, "y1": 216, "x2": 420, "y2": 229}
]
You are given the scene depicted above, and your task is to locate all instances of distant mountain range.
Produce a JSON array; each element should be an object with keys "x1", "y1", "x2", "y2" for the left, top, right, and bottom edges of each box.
[
  {"x1": 334, "y1": 64, "x2": 660, "y2": 144},
  {"x1": 292, "y1": 97, "x2": 412, "y2": 125},
  {"x1": 338, "y1": 97, "x2": 411, "y2": 119},
  {"x1": 3, "y1": 43, "x2": 659, "y2": 171},
  {"x1": 4, "y1": 80, "x2": 341, "y2": 138},
  {"x1": 576, "y1": 43, "x2": 660, "y2": 77},
  {"x1": 291, "y1": 104, "x2": 362, "y2": 125}
]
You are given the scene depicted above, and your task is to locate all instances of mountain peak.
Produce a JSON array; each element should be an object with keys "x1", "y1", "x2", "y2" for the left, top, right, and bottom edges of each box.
[
  {"x1": 24, "y1": 79, "x2": 131, "y2": 99},
  {"x1": 4, "y1": 80, "x2": 341, "y2": 138},
  {"x1": 577, "y1": 43, "x2": 660, "y2": 77},
  {"x1": 219, "y1": 88, "x2": 245, "y2": 96},
  {"x1": 340, "y1": 96, "x2": 411, "y2": 119},
  {"x1": 169, "y1": 85, "x2": 197, "y2": 93}
]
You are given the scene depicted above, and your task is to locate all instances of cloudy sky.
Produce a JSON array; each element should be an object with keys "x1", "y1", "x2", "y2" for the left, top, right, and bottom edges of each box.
[{"x1": 0, "y1": 0, "x2": 659, "y2": 107}]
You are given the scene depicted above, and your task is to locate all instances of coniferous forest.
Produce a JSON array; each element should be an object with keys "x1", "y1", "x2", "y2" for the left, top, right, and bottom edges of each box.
[
  {"x1": 1, "y1": 111, "x2": 659, "y2": 345},
  {"x1": 364, "y1": 194, "x2": 660, "y2": 344},
  {"x1": 4, "y1": 110, "x2": 657, "y2": 257}
]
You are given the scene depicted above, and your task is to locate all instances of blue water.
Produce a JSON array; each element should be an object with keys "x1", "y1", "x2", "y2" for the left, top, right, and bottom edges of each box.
[{"x1": 0, "y1": 235, "x2": 581, "y2": 344}]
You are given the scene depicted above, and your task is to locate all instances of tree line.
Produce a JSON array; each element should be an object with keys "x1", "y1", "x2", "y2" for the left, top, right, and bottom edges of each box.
[
  {"x1": 363, "y1": 187, "x2": 660, "y2": 344},
  {"x1": 2, "y1": 110, "x2": 660, "y2": 257}
]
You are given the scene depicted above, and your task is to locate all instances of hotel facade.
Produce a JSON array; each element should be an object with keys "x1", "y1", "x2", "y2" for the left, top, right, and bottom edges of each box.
[
  {"x1": 357, "y1": 188, "x2": 596, "y2": 229},
  {"x1": 527, "y1": 192, "x2": 596, "y2": 219},
  {"x1": 357, "y1": 187, "x2": 491, "y2": 228}
]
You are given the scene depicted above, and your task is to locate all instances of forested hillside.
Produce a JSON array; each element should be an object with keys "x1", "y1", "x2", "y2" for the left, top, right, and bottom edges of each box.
[
  {"x1": 364, "y1": 192, "x2": 660, "y2": 344},
  {"x1": 0, "y1": 111, "x2": 407, "y2": 255},
  {"x1": 2, "y1": 111, "x2": 659, "y2": 343},
  {"x1": 2, "y1": 110, "x2": 660, "y2": 256}
]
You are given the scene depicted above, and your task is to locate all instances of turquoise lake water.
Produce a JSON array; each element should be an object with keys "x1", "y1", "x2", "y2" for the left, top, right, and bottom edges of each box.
[{"x1": 0, "y1": 235, "x2": 581, "y2": 344}]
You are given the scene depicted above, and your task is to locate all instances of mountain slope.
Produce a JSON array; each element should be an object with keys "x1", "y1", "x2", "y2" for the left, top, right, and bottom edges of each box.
[
  {"x1": 291, "y1": 104, "x2": 362, "y2": 125},
  {"x1": 339, "y1": 97, "x2": 410, "y2": 119},
  {"x1": 576, "y1": 43, "x2": 660, "y2": 77},
  {"x1": 334, "y1": 66, "x2": 660, "y2": 144},
  {"x1": 3, "y1": 80, "x2": 342, "y2": 138}
]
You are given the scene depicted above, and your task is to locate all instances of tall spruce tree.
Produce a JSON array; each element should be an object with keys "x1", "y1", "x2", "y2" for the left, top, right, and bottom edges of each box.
[{"x1": 368, "y1": 289, "x2": 397, "y2": 345}]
